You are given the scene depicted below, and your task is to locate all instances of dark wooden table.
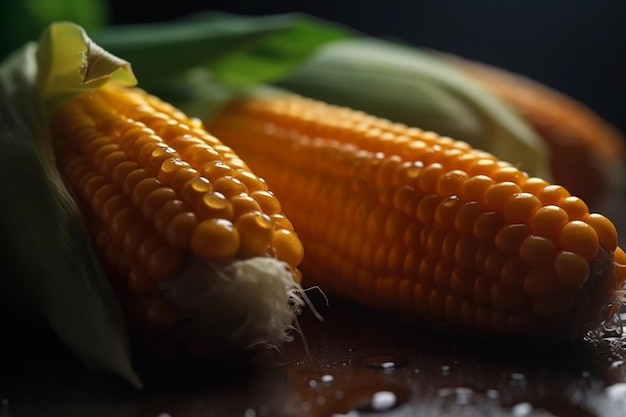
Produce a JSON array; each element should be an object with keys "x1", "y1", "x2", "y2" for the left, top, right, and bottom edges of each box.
[{"x1": 1, "y1": 294, "x2": 624, "y2": 417}]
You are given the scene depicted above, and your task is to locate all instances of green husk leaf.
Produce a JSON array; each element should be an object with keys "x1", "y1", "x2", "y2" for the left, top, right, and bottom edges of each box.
[
  {"x1": 275, "y1": 37, "x2": 549, "y2": 178},
  {"x1": 207, "y1": 13, "x2": 354, "y2": 88},
  {"x1": 92, "y1": 11, "x2": 315, "y2": 91},
  {"x1": 0, "y1": 22, "x2": 140, "y2": 387}
]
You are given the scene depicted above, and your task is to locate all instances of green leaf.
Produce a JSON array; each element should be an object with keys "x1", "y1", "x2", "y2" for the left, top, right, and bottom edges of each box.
[
  {"x1": 0, "y1": 22, "x2": 140, "y2": 388},
  {"x1": 92, "y1": 12, "x2": 319, "y2": 90},
  {"x1": 208, "y1": 13, "x2": 354, "y2": 88}
]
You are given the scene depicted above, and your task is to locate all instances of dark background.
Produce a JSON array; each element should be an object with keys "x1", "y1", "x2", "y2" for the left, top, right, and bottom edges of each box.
[{"x1": 107, "y1": 0, "x2": 626, "y2": 136}]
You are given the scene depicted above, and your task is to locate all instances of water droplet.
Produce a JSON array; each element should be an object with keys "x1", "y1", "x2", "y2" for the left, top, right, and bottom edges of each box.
[
  {"x1": 486, "y1": 389, "x2": 499, "y2": 399},
  {"x1": 320, "y1": 374, "x2": 335, "y2": 383},
  {"x1": 610, "y1": 359, "x2": 624, "y2": 369},
  {"x1": 438, "y1": 387, "x2": 474, "y2": 404},
  {"x1": 337, "y1": 386, "x2": 409, "y2": 414},
  {"x1": 509, "y1": 373, "x2": 527, "y2": 386},
  {"x1": 512, "y1": 402, "x2": 533, "y2": 416},
  {"x1": 369, "y1": 391, "x2": 398, "y2": 411},
  {"x1": 441, "y1": 365, "x2": 451, "y2": 375},
  {"x1": 357, "y1": 353, "x2": 407, "y2": 371},
  {"x1": 605, "y1": 382, "x2": 626, "y2": 399},
  {"x1": 243, "y1": 409, "x2": 256, "y2": 417},
  {"x1": 157, "y1": 413, "x2": 172, "y2": 417}
]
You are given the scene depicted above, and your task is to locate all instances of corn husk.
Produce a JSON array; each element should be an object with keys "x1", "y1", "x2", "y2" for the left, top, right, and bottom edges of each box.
[{"x1": 0, "y1": 21, "x2": 140, "y2": 387}]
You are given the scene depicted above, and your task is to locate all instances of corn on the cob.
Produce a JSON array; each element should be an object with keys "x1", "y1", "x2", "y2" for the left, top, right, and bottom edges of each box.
[
  {"x1": 49, "y1": 84, "x2": 305, "y2": 356},
  {"x1": 206, "y1": 93, "x2": 626, "y2": 342}
]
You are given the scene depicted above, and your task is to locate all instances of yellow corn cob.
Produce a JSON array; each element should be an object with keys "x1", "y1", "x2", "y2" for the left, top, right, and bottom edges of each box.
[
  {"x1": 49, "y1": 84, "x2": 304, "y2": 356},
  {"x1": 205, "y1": 93, "x2": 626, "y2": 342}
]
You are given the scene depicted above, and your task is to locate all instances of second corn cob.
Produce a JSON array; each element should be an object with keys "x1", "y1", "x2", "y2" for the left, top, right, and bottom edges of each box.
[
  {"x1": 49, "y1": 83, "x2": 305, "y2": 356},
  {"x1": 206, "y1": 93, "x2": 626, "y2": 342}
]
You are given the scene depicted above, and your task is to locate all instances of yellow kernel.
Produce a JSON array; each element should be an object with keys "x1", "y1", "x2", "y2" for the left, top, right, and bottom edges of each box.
[
  {"x1": 251, "y1": 190, "x2": 282, "y2": 215},
  {"x1": 169, "y1": 166, "x2": 200, "y2": 192},
  {"x1": 537, "y1": 184, "x2": 570, "y2": 205},
  {"x1": 131, "y1": 178, "x2": 162, "y2": 207},
  {"x1": 83, "y1": 174, "x2": 106, "y2": 201},
  {"x1": 530, "y1": 205, "x2": 569, "y2": 240},
  {"x1": 147, "y1": 244, "x2": 183, "y2": 281},
  {"x1": 270, "y1": 213, "x2": 294, "y2": 232},
  {"x1": 454, "y1": 235, "x2": 480, "y2": 268},
  {"x1": 153, "y1": 199, "x2": 186, "y2": 234},
  {"x1": 483, "y1": 182, "x2": 522, "y2": 211},
  {"x1": 200, "y1": 160, "x2": 234, "y2": 183},
  {"x1": 558, "y1": 221, "x2": 599, "y2": 260},
  {"x1": 191, "y1": 218, "x2": 240, "y2": 259},
  {"x1": 523, "y1": 268, "x2": 564, "y2": 298},
  {"x1": 553, "y1": 251, "x2": 590, "y2": 290},
  {"x1": 585, "y1": 213, "x2": 618, "y2": 252},
  {"x1": 112, "y1": 161, "x2": 139, "y2": 185},
  {"x1": 483, "y1": 250, "x2": 506, "y2": 280},
  {"x1": 468, "y1": 158, "x2": 498, "y2": 176},
  {"x1": 559, "y1": 196, "x2": 589, "y2": 220},
  {"x1": 416, "y1": 194, "x2": 440, "y2": 224},
  {"x1": 235, "y1": 211, "x2": 275, "y2": 256},
  {"x1": 521, "y1": 177, "x2": 549, "y2": 195},
  {"x1": 166, "y1": 211, "x2": 198, "y2": 248},
  {"x1": 454, "y1": 201, "x2": 483, "y2": 234},
  {"x1": 385, "y1": 211, "x2": 409, "y2": 241},
  {"x1": 503, "y1": 192, "x2": 542, "y2": 224},
  {"x1": 100, "y1": 150, "x2": 127, "y2": 177},
  {"x1": 197, "y1": 191, "x2": 234, "y2": 220},
  {"x1": 434, "y1": 196, "x2": 461, "y2": 228},
  {"x1": 494, "y1": 223, "x2": 528, "y2": 254},
  {"x1": 122, "y1": 222, "x2": 153, "y2": 255},
  {"x1": 491, "y1": 281, "x2": 528, "y2": 313},
  {"x1": 418, "y1": 163, "x2": 444, "y2": 194},
  {"x1": 450, "y1": 267, "x2": 475, "y2": 301},
  {"x1": 181, "y1": 176, "x2": 213, "y2": 207},
  {"x1": 157, "y1": 158, "x2": 190, "y2": 184},
  {"x1": 142, "y1": 187, "x2": 177, "y2": 220},
  {"x1": 101, "y1": 195, "x2": 127, "y2": 226},
  {"x1": 473, "y1": 273, "x2": 493, "y2": 308},
  {"x1": 92, "y1": 184, "x2": 118, "y2": 214},
  {"x1": 473, "y1": 211, "x2": 504, "y2": 242},
  {"x1": 230, "y1": 194, "x2": 262, "y2": 219},
  {"x1": 491, "y1": 166, "x2": 526, "y2": 184},
  {"x1": 436, "y1": 169, "x2": 468, "y2": 197},
  {"x1": 500, "y1": 256, "x2": 528, "y2": 289},
  {"x1": 213, "y1": 175, "x2": 248, "y2": 198},
  {"x1": 519, "y1": 235, "x2": 557, "y2": 266},
  {"x1": 234, "y1": 170, "x2": 267, "y2": 192},
  {"x1": 122, "y1": 169, "x2": 150, "y2": 196},
  {"x1": 272, "y1": 229, "x2": 304, "y2": 267},
  {"x1": 137, "y1": 235, "x2": 165, "y2": 264},
  {"x1": 461, "y1": 175, "x2": 495, "y2": 204}
]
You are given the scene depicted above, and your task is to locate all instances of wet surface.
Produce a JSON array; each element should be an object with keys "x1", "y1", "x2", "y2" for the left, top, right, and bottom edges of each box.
[{"x1": 1, "y1": 297, "x2": 624, "y2": 417}]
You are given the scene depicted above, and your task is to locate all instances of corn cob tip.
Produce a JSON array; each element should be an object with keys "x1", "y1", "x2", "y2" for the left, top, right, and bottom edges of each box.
[{"x1": 158, "y1": 256, "x2": 305, "y2": 350}]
